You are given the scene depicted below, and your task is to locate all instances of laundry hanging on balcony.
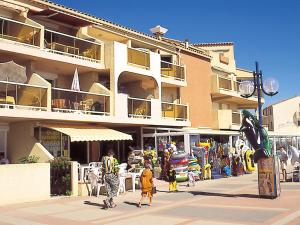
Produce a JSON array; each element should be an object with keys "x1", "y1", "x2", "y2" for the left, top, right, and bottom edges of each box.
[
  {"x1": 0, "y1": 61, "x2": 27, "y2": 83},
  {"x1": 71, "y1": 68, "x2": 80, "y2": 91}
]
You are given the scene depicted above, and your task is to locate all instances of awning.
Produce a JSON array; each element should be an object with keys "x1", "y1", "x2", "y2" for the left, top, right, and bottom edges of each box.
[
  {"x1": 43, "y1": 124, "x2": 132, "y2": 142},
  {"x1": 184, "y1": 128, "x2": 240, "y2": 136}
]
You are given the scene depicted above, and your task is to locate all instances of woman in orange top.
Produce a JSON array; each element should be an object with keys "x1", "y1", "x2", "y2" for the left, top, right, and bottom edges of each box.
[{"x1": 138, "y1": 163, "x2": 153, "y2": 207}]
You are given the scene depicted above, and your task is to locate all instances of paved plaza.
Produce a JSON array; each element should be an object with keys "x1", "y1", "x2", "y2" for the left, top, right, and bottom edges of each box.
[{"x1": 0, "y1": 173, "x2": 299, "y2": 225}]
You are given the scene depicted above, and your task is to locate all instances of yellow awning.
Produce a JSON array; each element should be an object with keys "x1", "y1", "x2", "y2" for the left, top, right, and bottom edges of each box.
[{"x1": 43, "y1": 124, "x2": 132, "y2": 142}]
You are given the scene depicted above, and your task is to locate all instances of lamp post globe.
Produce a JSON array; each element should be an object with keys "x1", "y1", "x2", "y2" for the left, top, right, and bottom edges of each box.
[
  {"x1": 263, "y1": 77, "x2": 279, "y2": 95},
  {"x1": 239, "y1": 80, "x2": 255, "y2": 97}
]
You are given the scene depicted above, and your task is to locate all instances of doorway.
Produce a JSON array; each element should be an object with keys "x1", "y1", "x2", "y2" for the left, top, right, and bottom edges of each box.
[{"x1": 70, "y1": 142, "x2": 88, "y2": 164}]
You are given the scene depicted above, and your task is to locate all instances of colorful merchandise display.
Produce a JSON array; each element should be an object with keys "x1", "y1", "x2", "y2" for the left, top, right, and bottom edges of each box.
[
  {"x1": 188, "y1": 156, "x2": 201, "y2": 180},
  {"x1": 170, "y1": 152, "x2": 189, "y2": 182}
]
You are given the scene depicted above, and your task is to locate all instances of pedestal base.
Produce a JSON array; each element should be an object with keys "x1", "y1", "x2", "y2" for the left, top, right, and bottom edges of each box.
[{"x1": 257, "y1": 156, "x2": 281, "y2": 198}]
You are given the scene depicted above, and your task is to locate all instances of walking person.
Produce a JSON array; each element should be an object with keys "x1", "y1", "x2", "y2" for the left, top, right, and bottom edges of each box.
[
  {"x1": 278, "y1": 147, "x2": 288, "y2": 182},
  {"x1": 101, "y1": 149, "x2": 119, "y2": 210},
  {"x1": 168, "y1": 165, "x2": 178, "y2": 192},
  {"x1": 187, "y1": 169, "x2": 195, "y2": 187},
  {"x1": 138, "y1": 163, "x2": 154, "y2": 207}
]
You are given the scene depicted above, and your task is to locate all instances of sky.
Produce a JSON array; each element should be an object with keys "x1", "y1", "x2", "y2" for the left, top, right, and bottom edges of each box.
[{"x1": 51, "y1": 0, "x2": 300, "y2": 106}]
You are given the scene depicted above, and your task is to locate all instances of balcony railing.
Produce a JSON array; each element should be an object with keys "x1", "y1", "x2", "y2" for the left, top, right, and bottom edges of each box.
[
  {"x1": 232, "y1": 111, "x2": 241, "y2": 124},
  {"x1": 45, "y1": 29, "x2": 102, "y2": 62},
  {"x1": 127, "y1": 48, "x2": 150, "y2": 69},
  {"x1": 52, "y1": 88, "x2": 109, "y2": 115},
  {"x1": 161, "y1": 61, "x2": 185, "y2": 81},
  {"x1": 218, "y1": 76, "x2": 232, "y2": 91},
  {"x1": 128, "y1": 97, "x2": 151, "y2": 118},
  {"x1": 0, "y1": 16, "x2": 41, "y2": 47},
  {"x1": 0, "y1": 81, "x2": 47, "y2": 110},
  {"x1": 161, "y1": 102, "x2": 188, "y2": 121}
]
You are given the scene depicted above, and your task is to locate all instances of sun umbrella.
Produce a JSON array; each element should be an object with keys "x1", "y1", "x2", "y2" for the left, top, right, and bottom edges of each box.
[
  {"x1": 0, "y1": 61, "x2": 27, "y2": 83},
  {"x1": 71, "y1": 68, "x2": 80, "y2": 91}
]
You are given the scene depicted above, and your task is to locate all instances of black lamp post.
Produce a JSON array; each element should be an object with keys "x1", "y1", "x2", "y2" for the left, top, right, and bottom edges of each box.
[{"x1": 239, "y1": 61, "x2": 280, "y2": 198}]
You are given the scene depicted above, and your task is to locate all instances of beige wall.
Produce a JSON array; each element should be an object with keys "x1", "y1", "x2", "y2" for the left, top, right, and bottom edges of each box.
[
  {"x1": 0, "y1": 163, "x2": 50, "y2": 205},
  {"x1": 180, "y1": 52, "x2": 213, "y2": 128},
  {"x1": 272, "y1": 96, "x2": 300, "y2": 131},
  {"x1": 7, "y1": 122, "x2": 53, "y2": 163}
]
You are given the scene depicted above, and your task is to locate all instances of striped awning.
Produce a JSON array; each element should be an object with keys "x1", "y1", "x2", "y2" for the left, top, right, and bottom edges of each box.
[{"x1": 43, "y1": 124, "x2": 132, "y2": 142}]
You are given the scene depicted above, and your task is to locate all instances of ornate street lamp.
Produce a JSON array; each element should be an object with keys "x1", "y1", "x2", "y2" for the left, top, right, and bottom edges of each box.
[{"x1": 239, "y1": 61, "x2": 280, "y2": 198}]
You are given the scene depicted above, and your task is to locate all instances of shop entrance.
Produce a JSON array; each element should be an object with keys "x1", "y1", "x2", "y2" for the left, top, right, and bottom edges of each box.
[{"x1": 70, "y1": 142, "x2": 88, "y2": 164}]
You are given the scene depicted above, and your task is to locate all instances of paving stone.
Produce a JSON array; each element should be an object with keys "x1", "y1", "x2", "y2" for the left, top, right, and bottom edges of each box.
[
  {"x1": 105, "y1": 215, "x2": 188, "y2": 225},
  {"x1": 158, "y1": 205, "x2": 279, "y2": 223},
  {"x1": 53, "y1": 208, "x2": 122, "y2": 222},
  {"x1": 19, "y1": 204, "x2": 77, "y2": 215}
]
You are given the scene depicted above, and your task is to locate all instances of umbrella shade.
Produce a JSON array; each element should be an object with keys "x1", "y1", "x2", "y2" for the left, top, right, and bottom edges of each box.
[
  {"x1": 71, "y1": 68, "x2": 80, "y2": 91},
  {"x1": 0, "y1": 61, "x2": 27, "y2": 83}
]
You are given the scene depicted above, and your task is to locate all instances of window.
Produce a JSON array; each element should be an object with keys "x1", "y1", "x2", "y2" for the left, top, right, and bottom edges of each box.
[{"x1": 161, "y1": 55, "x2": 173, "y2": 63}]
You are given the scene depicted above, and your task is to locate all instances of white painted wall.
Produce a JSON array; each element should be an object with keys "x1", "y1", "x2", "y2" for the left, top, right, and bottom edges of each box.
[
  {"x1": 272, "y1": 96, "x2": 300, "y2": 131},
  {"x1": 0, "y1": 163, "x2": 50, "y2": 205}
]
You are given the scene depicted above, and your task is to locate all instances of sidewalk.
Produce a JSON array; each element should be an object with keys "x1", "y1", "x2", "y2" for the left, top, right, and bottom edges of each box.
[{"x1": 0, "y1": 173, "x2": 299, "y2": 225}]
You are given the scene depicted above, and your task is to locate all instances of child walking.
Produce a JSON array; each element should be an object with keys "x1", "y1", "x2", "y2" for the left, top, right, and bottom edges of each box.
[
  {"x1": 168, "y1": 165, "x2": 177, "y2": 192},
  {"x1": 187, "y1": 169, "x2": 195, "y2": 187}
]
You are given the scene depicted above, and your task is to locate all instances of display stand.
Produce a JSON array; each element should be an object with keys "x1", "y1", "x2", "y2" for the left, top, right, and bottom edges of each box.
[{"x1": 257, "y1": 156, "x2": 281, "y2": 198}]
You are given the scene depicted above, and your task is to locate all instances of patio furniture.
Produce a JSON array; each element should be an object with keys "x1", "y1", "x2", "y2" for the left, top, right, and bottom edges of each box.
[
  {"x1": 80, "y1": 99, "x2": 94, "y2": 111},
  {"x1": 0, "y1": 96, "x2": 15, "y2": 105},
  {"x1": 88, "y1": 171, "x2": 104, "y2": 197},
  {"x1": 49, "y1": 42, "x2": 79, "y2": 55},
  {"x1": 79, "y1": 164, "x2": 91, "y2": 182}
]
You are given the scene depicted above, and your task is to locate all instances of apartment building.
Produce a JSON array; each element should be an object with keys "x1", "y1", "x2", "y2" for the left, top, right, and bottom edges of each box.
[
  {"x1": 0, "y1": 0, "x2": 192, "y2": 164},
  {"x1": 263, "y1": 96, "x2": 300, "y2": 132},
  {"x1": 0, "y1": 0, "x2": 267, "y2": 165}
]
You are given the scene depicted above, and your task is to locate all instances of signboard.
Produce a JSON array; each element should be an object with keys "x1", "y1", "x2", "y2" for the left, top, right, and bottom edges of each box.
[{"x1": 257, "y1": 156, "x2": 281, "y2": 198}]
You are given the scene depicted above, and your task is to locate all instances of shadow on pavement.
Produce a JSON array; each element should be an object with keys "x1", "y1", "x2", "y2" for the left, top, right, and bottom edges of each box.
[
  {"x1": 123, "y1": 201, "x2": 149, "y2": 207},
  {"x1": 189, "y1": 191, "x2": 259, "y2": 199},
  {"x1": 84, "y1": 200, "x2": 106, "y2": 209},
  {"x1": 157, "y1": 190, "x2": 185, "y2": 193}
]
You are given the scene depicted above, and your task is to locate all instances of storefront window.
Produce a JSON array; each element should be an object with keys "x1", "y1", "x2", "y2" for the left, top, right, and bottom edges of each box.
[{"x1": 171, "y1": 135, "x2": 184, "y2": 151}]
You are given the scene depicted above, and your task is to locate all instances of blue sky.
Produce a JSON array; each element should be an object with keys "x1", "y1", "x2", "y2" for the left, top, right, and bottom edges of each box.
[{"x1": 51, "y1": 0, "x2": 300, "y2": 106}]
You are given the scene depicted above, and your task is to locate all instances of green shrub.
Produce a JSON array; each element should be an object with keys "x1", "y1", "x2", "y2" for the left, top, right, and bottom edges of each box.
[
  {"x1": 19, "y1": 155, "x2": 40, "y2": 164},
  {"x1": 50, "y1": 157, "x2": 72, "y2": 196}
]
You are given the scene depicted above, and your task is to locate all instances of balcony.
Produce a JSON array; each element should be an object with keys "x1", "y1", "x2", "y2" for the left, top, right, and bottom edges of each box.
[
  {"x1": 127, "y1": 48, "x2": 150, "y2": 69},
  {"x1": 51, "y1": 88, "x2": 109, "y2": 115},
  {"x1": 45, "y1": 29, "x2": 102, "y2": 62},
  {"x1": 161, "y1": 102, "x2": 188, "y2": 121},
  {"x1": 232, "y1": 111, "x2": 241, "y2": 124},
  {"x1": 127, "y1": 97, "x2": 151, "y2": 119},
  {"x1": 0, "y1": 16, "x2": 41, "y2": 47},
  {"x1": 161, "y1": 61, "x2": 185, "y2": 81},
  {"x1": 211, "y1": 74, "x2": 261, "y2": 108},
  {"x1": 0, "y1": 81, "x2": 47, "y2": 110}
]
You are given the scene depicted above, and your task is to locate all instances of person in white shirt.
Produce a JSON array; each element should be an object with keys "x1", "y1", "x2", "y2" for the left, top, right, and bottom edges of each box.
[
  {"x1": 0, "y1": 152, "x2": 9, "y2": 165},
  {"x1": 187, "y1": 170, "x2": 195, "y2": 187}
]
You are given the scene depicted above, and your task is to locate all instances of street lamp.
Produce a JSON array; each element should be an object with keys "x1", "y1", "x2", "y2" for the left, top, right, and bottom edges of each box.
[
  {"x1": 239, "y1": 62, "x2": 279, "y2": 152},
  {"x1": 239, "y1": 61, "x2": 280, "y2": 198}
]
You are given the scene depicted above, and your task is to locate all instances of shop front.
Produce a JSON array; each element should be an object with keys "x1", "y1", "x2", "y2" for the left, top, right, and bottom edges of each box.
[{"x1": 34, "y1": 124, "x2": 132, "y2": 163}]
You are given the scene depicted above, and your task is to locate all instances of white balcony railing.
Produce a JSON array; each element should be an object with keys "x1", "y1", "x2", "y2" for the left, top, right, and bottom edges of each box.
[
  {"x1": 161, "y1": 61, "x2": 185, "y2": 81},
  {"x1": 0, "y1": 81, "x2": 47, "y2": 111},
  {"x1": 128, "y1": 97, "x2": 151, "y2": 118},
  {"x1": 45, "y1": 29, "x2": 102, "y2": 63},
  {"x1": 0, "y1": 16, "x2": 41, "y2": 47},
  {"x1": 161, "y1": 102, "x2": 188, "y2": 121},
  {"x1": 127, "y1": 47, "x2": 150, "y2": 69},
  {"x1": 52, "y1": 88, "x2": 110, "y2": 115}
]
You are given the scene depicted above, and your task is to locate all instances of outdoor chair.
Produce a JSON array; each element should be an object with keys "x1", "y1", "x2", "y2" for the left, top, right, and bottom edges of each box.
[
  {"x1": 88, "y1": 171, "x2": 104, "y2": 197},
  {"x1": 117, "y1": 172, "x2": 126, "y2": 196},
  {"x1": 80, "y1": 99, "x2": 94, "y2": 111}
]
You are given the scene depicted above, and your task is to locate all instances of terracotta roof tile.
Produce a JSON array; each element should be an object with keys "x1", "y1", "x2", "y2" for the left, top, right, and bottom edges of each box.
[{"x1": 192, "y1": 42, "x2": 234, "y2": 47}]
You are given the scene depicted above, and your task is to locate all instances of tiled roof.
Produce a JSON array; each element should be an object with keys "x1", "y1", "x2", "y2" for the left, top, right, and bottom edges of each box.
[
  {"x1": 30, "y1": 0, "x2": 177, "y2": 51},
  {"x1": 162, "y1": 37, "x2": 211, "y2": 59},
  {"x1": 192, "y1": 42, "x2": 234, "y2": 47}
]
